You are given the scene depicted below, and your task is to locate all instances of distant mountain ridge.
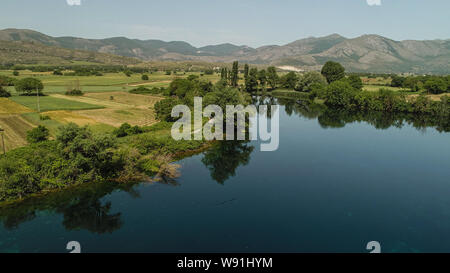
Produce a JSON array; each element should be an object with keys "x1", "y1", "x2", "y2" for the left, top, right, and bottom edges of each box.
[{"x1": 0, "y1": 28, "x2": 449, "y2": 73}]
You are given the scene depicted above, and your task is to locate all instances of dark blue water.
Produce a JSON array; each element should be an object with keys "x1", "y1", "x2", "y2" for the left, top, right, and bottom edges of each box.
[{"x1": 1, "y1": 103, "x2": 450, "y2": 253}]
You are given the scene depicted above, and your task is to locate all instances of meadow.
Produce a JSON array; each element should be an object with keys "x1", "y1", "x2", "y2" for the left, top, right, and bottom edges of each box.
[
  {"x1": 1, "y1": 70, "x2": 221, "y2": 95},
  {"x1": 0, "y1": 70, "x2": 186, "y2": 151},
  {"x1": 9, "y1": 96, "x2": 103, "y2": 112}
]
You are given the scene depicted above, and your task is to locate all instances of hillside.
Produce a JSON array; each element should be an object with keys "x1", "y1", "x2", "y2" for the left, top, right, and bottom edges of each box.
[
  {"x1": 0, "y1": 28, "x2": 449, "y2": 73},
  {"x1": 0, "y1": 40, "x2": 141, "y2": 66}
]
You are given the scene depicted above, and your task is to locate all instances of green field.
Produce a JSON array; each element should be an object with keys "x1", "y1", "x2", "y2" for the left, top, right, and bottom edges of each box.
[
  {"x1": 9, "y1": 96, "x2": 103, "y2": 112},
  {"x1": 362, "y1": 84, "x2": 409, "y2": 92},
  {"x1": 1, "y1": 71, "x2": 221, "y2": 95}
]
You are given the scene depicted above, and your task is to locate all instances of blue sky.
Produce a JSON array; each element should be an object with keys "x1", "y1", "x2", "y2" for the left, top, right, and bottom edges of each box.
[{"x1": 0, "y1": 0, "x2": 449, "y2": 47}]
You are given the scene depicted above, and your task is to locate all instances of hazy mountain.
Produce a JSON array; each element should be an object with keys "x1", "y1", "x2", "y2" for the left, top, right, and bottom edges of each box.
[{"x1": 1, "y1": 28, "x2": 449, "y2": 73}]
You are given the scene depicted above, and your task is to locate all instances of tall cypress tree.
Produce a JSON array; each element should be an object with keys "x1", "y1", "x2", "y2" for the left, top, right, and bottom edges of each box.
[
  {"x1": 231, "y1": 61, "x2": 239, "y2": 87},
  {"x1": 244, "y1": 64, "x2": 249, "y2": 82},
  {"x1": 246, "y1": 68, "x2": 259, "y2": 92}
]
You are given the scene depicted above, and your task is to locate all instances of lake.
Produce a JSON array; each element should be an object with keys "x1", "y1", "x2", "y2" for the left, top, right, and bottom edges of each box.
[{"x1": 1, "y1": 98, "x2": 450, "y2": 253}]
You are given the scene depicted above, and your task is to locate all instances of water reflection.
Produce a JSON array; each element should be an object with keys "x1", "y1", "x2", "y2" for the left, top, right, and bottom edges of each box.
[
  {"x1": 276, "y1": 97, "x2": 450, "y2": 132},
  {"x1": 201, "y1": 141, "x2": 254, "y2": 185},
  {"x1": 0, "y1": 182, "x2": 139, "y2": 233}
]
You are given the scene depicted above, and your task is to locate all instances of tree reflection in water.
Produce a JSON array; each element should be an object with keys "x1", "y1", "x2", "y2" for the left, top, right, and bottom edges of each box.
[
  {"x1": 0, "y1": 181, "x2": 140, "y2": 233},
  {"x1": 276, "y1": 97, "x2": 450, "y2": 133},
  {"x1": 202, "y1": 141, "x2": 254, "y2": 185}
]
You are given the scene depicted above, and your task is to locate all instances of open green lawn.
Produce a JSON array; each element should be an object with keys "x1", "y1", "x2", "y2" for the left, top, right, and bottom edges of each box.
[{"x1": 9, "y1": 96, "x2": 103, "y2": 112}]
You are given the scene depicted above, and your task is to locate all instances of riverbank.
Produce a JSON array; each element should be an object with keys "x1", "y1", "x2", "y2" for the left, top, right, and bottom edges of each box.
[{"x1": 0, "y1": 120, "x2": 209, "y2": 204}]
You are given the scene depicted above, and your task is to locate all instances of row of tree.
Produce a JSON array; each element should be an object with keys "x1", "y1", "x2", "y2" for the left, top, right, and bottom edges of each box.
[
  {"x1": 391, "y1": 74, "x2": 450, "y2": 94},
  {"x1": 217, "y1": 61, "x2": 361, "y2": 94}
]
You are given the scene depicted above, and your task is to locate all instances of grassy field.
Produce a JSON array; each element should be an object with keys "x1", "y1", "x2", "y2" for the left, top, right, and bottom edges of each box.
[
  {"x1": 0, "y1": 70, "x2": 211, "y2": 152},
  {"x1": 1, "y1": 71, "x2": 222, "y2": 95},
  {"x1": 0, "y1": 98, "x2": 33, "y2": 114},
  {"x1": 362, "y1": 84, "x2": 409, "y2": 92},
  {"x1": 0, "y1": 114, "x2": 35, "y2": 152},
  {"x1": 9, "y1": 96, "x2": 103, "y2": 112}
]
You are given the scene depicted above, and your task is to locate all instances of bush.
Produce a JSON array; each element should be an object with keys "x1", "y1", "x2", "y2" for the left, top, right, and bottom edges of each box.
[
  {"x1": 27, "y1": 125, "x2": 50, "y2": 143},
  {"x1": 0, "y1": 86, "x2": 11, "y2": 97},
  {"x1": 0, "y1": 75, "x2": 16, "y2": 86},
  {"x1": 113, "y1": 123, "x2": 144, "y2": 138},
  {"x1": 391, "y1": 75, "x2": 405, "y2": 87},
  {"x1": 65, "y1": 89, "x2": 84, "y2": 96},
  {"x1": 324, "y1": 81, "x2": 358, "y2": 108},
  {"x1": 129, "y1": 86, "x2": 164, "y2": 95},
  {"x1": 344, "y1": 75, "x2": 363, "y2": 90},
  {"x1": 141, "y1": 74, "x2": 149, "y2": 81},
  {"x1": 13, "y1": 71, "x2": 19, "y2": 76},
  {"x1": 40, "y1": 115, "x2": 51, "y2": 121},
  {"x1": 154, "y1": 98, "x2": 182, "y2": 122}
]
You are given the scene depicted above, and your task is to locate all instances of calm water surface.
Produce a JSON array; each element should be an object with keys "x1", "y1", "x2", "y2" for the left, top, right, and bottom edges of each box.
[{"x1": 1, "y1": 100, "x2": 450, "y2": 253}]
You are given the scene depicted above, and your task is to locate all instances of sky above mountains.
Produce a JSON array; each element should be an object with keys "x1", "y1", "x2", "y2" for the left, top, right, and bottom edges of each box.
[{"x1": 0, "y1": 0, "x2": 449, "y2": 47}]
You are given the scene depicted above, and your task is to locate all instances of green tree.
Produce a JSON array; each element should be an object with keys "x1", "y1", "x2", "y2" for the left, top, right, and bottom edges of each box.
[
  {"x1": 324, "y1": 81, "x2": 358, "y2": 108},
  {"x1": 154, "y1": 98, "x2": 182, "y2": 122},
  {"x1": 390, "y1": 75, "x2": 405, "y2": 87},
  {"x1": 321, "y1": 61, "x2": 345, "y2": 83},
  {"x1": 266, "y1": 66, "x2": 279, "y2": 90},
  {"x1": 345, "y1": 75, "x2": 363, "y2": 90},
  {"x1": 27, "y1": 125, "x2": 49, "y2": 143},
  {"x1": 424, "y1": 78, "x2": 448, "y2": 94},
  {"x1": 244, "y1": 64, "x2": 249, "y2": 82},
  {"x1": 245, "y1": 68, "x2": 259, "y2": 92},
  {"x1": 295, "y1": 71, "x2": 327, "y2": 92},
  {"x1": 279, "y1": 72, "x2": 298, "y2": 89},
  {"x1": 258, "y1": 69, "x2": 267, "y2": 91},
  {"x1": 15, "y1": 78, "x2": 44, "y2": 95},
  {"x1": 0, "y1": 86, "x2": 11, "y2": 97},
  {"x1": 231, "y1": 61, "x2": 239, "y2": 87}
]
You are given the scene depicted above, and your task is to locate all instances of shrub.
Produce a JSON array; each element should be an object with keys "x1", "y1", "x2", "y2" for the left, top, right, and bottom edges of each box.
[
  {"x1": 40, "y1": 115, "x2": 51, "y2": 121},
  {"x1": 65, "y1": 89, "x2": 84, "y2": 96},
  {"x1": 141, "y1": 74, "x2": 149, "y2": 81},
  {"x1": 27, "y1": 125, "x2": 50, "y2": 143},
  {"x1": 113, "y1": 123, "x2": 144, "y2": 138},
  {"x1": 154, "y1": 98, "x2": 182, "y2": 122},
  {"x1": 0, "y1": 86, "x2": 11, "y2": 97},
  {"x1": 324, "y1": 81, "x2": 358, "y2": 108}
]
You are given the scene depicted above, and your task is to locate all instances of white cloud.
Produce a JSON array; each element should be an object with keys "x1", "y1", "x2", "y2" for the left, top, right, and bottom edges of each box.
[
  {"x1": 66, "y1": 0, "x2": 81, "y2": 6},
  {"x1": 367, "y1": 0, "x2": 381, "y2": 6}
]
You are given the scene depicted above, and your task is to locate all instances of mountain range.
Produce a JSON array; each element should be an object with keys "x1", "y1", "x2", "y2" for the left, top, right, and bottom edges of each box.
[{"x1": 1, "y1": 28, "x2": 449, "y2": 73}]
